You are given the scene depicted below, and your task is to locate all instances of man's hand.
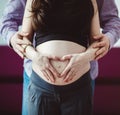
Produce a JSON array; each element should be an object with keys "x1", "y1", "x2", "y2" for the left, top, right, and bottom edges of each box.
[
  {"x1": 93, "y1": 34, "x2": 110, "y2": 60},
  {"x1": 10, "y1": 31, "x2": 31, "y2": 58}
]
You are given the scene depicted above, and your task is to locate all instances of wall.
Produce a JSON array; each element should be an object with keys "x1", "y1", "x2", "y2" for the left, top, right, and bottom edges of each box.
[{"x1": 0, "y1": 0, "x2": 120, "y2": 46}]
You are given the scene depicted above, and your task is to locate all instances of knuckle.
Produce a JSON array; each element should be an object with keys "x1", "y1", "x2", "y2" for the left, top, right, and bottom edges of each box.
[
  {"x1": 43, "y1": 66, "x2": 46, "y2": 70},
  {"x1": 46, "y1": 63, "x2": 50, "y2": 68},
  {"x1": 41, "y1": 66, "x2": 46, "y2": 70}
]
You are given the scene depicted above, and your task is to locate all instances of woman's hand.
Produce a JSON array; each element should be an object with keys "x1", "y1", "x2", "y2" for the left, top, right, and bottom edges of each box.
[
  {"x1": 60, "y1": 41, "x2": 100, "y2": 82},
  {"x1": 32, "y1": 52, "x2": 60, "y2": 82},
  {"x1": 60, "y1": 53, "x2": 90, "y2": 82}
]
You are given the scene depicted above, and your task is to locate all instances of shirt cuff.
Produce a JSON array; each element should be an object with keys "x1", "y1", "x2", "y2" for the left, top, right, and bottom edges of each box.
[
  {"x1": 105, "y1": 32, "x2": 115, "y2": 49},
  {"x1": 6, "y1": 30, "x2": 17, "y2": 47}
]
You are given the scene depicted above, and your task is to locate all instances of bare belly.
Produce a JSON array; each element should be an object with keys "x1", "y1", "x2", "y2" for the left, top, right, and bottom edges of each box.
[{"x1": 32, "y1": 40, "x2": 90, "y2": 85}]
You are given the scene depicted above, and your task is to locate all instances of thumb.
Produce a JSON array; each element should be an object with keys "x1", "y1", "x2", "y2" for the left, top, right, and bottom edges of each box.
[
  {"x1": 18, "y1": 31, "x2": 29, "y2": 37},
  {"x1": 93, "y1": 34, "x2": 103, "y2": 40},
  {"x1": 61, "y1": 54, "x2": 72, "y2": 61},
  {"x1": 48, "y1": 55, "x2": 60, "y2": 60}
]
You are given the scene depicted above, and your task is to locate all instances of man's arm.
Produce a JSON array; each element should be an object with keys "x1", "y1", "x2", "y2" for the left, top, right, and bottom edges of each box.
[
  {"x1": 93, "y1": 0, "x2": 120, "y2": 60},
  {"x1": 98, "y1": 0, "x2": 120, "y2": 48},
  {"x1": 0, "y1": 0, "x2": 25, "y2": 46},
  {"x1": 0, "y1": 0, "x2": 31, "y2": 58}
]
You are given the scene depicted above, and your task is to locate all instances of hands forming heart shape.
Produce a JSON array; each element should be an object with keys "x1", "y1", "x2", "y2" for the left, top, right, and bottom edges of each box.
[{"x1": 32, "y1": 52, "x2": 90, "y2": 83}]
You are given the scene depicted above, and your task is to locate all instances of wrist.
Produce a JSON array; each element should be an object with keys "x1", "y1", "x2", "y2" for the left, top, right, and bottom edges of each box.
[
  {"x1": 23, "y1": 44, "x2": 37, "y2": 60},
  {"x1": 32, "y1": 51, "x2": 39, "y2": 61},
  {"x1": 8, "y1": 31, "x2": 17, "y2": 48},
  {"x1": 78, "y1": 52, "x2": 91, "y2": 63},
  {"x1": 23, "y1": 44, "x2": 32, "y2": 53},
  {"x1": 85, "y1": 48, "x2": 96, "y2": 61}
]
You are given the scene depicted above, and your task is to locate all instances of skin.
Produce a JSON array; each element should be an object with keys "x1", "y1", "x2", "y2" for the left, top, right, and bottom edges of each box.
[
  {"x1": 10, "y1": 0, "x2": 109, "y2": 85},
  {"x1": 93, "y1": 33, "x2": 110, "y2": 60},
  {"x1": 10, "y1": 31, "x2": 31, "y2": 58}
]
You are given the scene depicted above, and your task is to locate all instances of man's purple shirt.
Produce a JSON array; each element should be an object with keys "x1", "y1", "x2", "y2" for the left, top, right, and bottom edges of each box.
[{"x1": 0, "y1": 0, "x2": 120, "y2": 79}]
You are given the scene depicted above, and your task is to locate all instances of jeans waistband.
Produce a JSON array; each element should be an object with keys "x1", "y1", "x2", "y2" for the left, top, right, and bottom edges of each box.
[{"x1": 30, "y1": 70, "x2": 91, "y2": 94}]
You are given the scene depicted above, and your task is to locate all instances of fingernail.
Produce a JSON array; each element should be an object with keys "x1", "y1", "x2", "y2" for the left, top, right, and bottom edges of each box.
[{"x1": 65, "y1": 80, "x2": 68, "y2": 82}]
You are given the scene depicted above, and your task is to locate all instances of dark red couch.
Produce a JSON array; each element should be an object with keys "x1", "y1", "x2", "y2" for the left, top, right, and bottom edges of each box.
[{"x1": 0, "y1": 46, "x2": 120, "y2": 115}]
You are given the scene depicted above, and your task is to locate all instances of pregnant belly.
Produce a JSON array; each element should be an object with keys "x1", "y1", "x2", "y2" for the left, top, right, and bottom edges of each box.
[{"x1": 32, "y1": 40, "x2": 89, "y2": 85}]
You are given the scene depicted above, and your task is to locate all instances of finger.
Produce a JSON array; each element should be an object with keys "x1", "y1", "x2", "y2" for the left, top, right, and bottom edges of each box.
[
  {"x1": 60, "y1": 63, "x2": 71, "y2": 77},
  {"x1": 67, "y1": 72, "x2": 76, "y2": 82},
  {"x1": 45, "y1": 69, "x2": 55, "y2": 82},
  {"x1": 60, "y1": 59, "x2": 73, "y2": 77},
  {"x1": 46, "y1": 59, "x2": 60, "y2": 77},
  {"x1": 95, "y1": 47, "x2": 106, "y2": 56},
  {"x1": 95, "y1": 50, "x2": 107, "y2": 60},
  {"x1": 15, "y1": 38, "x2": 31, "y2": 45},
  {"x1": 42, "y1": 70, "x2": 50, "y2": 81},
  {"x1": 15, "y1": 49, "x2": 24, "y2": 58},
  {"x1": 48, "y1": 55, "x2": 60, "y2": 60},
  {"x1": 18, "y1": 31, "x2": 29, "y2": 37},
  {"x1": 64, "y1": 70, "x2": 73, "y2": 82},
  {"x1": 93, "y1": 34, "x2": 103, "y2": 39},
  {"x1": 15, "y1": 44, "x2": 25, "y2": 53},
  {"x1": 48, "y1": 65, "x2": 60, "y2": 77},
  {"x1": 61, "y1": 55, "x2": 72, "y2": 61},
  {"x1": 23, "y1": 37, "x2": 32, "y2": 44},
  {"x1": 45, "y1": 61, "x2": 58, "y2": 77},
  {"x1": 95, "y1": 54, "x2": 104, "y2": 60},
  {"x1": 93, "y1": 41, "x2": 106, "y2": 48},
  {"x1": 45, "y1": 62, "x2": 59, "y2": 80}
]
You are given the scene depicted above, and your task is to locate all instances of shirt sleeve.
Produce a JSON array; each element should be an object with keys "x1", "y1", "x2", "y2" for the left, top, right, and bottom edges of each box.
[
  {"x1": 0, "y1": 0, "x2": 25, "y2": 46},
  {"x1": 99, "y1": 0, "x2": 120, "y2": 48}
]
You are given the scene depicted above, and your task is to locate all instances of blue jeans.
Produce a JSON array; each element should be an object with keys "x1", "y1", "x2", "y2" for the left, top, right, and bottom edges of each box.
[
  {"x1": 21, "y1": 70, "x2": 95, "y2": 115},
  {"x1": 22, "y1": 71, "x2": 30, "y2": 115},
  {"x1": 91, "y1": 79, "x2": 95, "y2": 95},
  {"x1": 28, "y1": 70, "x2": 93, "y2": 115}
]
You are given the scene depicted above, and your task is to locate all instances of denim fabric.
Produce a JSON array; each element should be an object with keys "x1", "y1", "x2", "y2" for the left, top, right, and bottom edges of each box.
[
  {"x1": 21, "y1": 70, "x2": 95, "y2": 115},
  {"x1": 28, "y1": 70, "x2": 93, "y2": 115},
  {"x1": 22, "y1": 71, "x2": 30, "y2": 115},
  {"x1": 91, "y1": 79, "x2": 95, "y2": 96}
]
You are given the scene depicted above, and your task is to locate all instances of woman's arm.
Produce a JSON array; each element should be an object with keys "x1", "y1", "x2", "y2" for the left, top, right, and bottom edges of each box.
[
  {"x1": 22, "y1": 0, "x2": 34, "y2": 41},
  {"x1": 92, "y1": 0, "x2": 120, "y2": 60},
  {"x1": 60, "y1": 0, "x2": 101, "y2": 81},
  {"x1": 85, "y1": 0, "x2": 101, "y2": 61},
  {"x1": 100, "y1": 0, "x2": 120, "y2": 48},
  {"x1": 21, "y1": 0, "x2": 37, "y2": 60},
  {"x1": 22, "y1": 0, "x2": 60, "y2": 82},
  {"x1": 90, "y1": 0, "x2": 101, "y2": 38}
]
